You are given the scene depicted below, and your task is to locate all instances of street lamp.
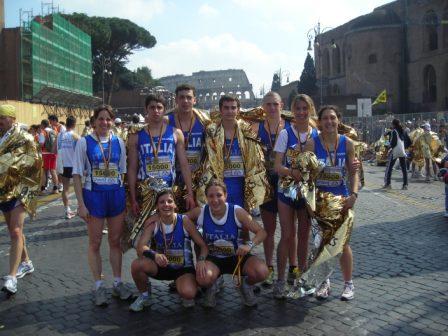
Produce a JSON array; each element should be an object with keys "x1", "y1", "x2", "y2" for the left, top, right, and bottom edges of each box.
[
  {"x1": 93, "y1": 55, "x2": 112, "y2": 104},
  {"x1": 307, "y1": 22, "x2": 335, "y2": 107}
]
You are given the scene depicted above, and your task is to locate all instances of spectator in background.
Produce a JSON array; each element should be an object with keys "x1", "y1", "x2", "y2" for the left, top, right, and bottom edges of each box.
[
  {"x1": 81, "y1": 119, "x2": 92, "y2": 137},
  {"x1": 39, "y1": 119, "x2": 59, "y2": 194},
  {"x1": 383, "y1": 119, "x2": 408, "y2": 190}
]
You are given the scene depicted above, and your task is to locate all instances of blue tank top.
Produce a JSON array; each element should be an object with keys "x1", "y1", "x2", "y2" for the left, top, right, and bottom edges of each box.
[
  {"x1": 314, "y1": 135, "x2": 349, "y2": 197},
  {"x1": 223, "y1": 137, "x2": 244, "y2": 179},
  {"x1": 85, "y1": 134, "x2": 122, "y2": 191},
  {"x1": 202, "y1": 204, "x2": 242, "y2": 258},
  {"x1": 168, "y1": 113, "x2": 204, "y2": 173},
  {"x1": 258, "y1": 120, "x2": 290, "y2": 174},
  {"x1": 154, "y1": 214, "x2": 193, "y2": 269},
  {"x1": 137, "y1": 125, "x2": 176, "y2": 186},
  {"x1": 284, "y1": 126, "x2": 318, "y2": 168}
]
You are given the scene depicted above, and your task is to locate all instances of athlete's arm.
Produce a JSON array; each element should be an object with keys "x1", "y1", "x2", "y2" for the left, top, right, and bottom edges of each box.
[
  {"x1": 136, "y1": 222, "x2": 155, "y2": 258},
  {"x1": 184, "y1": 216, "x2": 208, "y2": 259},
  {"x1": 175, "y1": 129, "x2": 196, "y2": 210},
  {"x1": 343, "y1": 138, "x2": 359, "y2": 212},
  {"x1": 235, "y1": 207, "x2": 267, "y2": 256},
  {"x1": 127, "y1": 133, "x2": 140, "y2": 215},
  {"x1": 185, "y1": 207, "x2": 201, "y2": 224}
]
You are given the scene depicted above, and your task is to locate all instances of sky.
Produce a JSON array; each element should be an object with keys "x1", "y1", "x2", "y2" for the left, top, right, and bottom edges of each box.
[{"x1": 5, "y1": 0, "x2": 393, "y2": 97}]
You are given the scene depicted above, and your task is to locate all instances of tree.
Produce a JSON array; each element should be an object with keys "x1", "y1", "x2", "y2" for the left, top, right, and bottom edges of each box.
[
  {"x1": 119, "y1": 66, "x2": 160, "y2": 90},
  {"x1": 297, "y1": 53, "x2": 317, "y2": 96},
  {"x1": 63, "y1": 13, "x2": 157, "y2": 103},
  {"x1": 271, "y1": 73, "x2": 281, "y2": 92}
]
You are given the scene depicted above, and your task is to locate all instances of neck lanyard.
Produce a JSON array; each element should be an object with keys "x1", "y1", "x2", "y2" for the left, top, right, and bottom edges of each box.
[
  {"x1": 322, "y1": 134, "x2": 339, "y2": 166},
  {"x1": 223, "y1": 124, "x2": 237, "y2": 162},
  {"x1": 94, "y1": 131, "x2": 112, "y2": 169},
  {"x1": 265, "y1": 118, "x2": 281, "y2": 150},
  {"x1": 160, "y1": 214, "x2": 177, "y2": 253},
  {"x1": 147, "y1": 122, "x2": 164, "y2": 163},
  {"x1": 177, "y1": 113, "x2": 195, "y2": 150}
]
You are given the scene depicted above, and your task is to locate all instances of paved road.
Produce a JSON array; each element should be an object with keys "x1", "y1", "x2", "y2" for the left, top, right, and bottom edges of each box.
[{"x1": 1, "y1": 165, "x2": 447, "y2": 336}]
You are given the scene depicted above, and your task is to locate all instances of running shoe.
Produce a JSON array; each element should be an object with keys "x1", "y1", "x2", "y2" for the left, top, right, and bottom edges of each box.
[
  {"x1": 402, "y1": 185, "x2": 408, "y2": 190},
  {"x1": 216, "y1": 274, "x2": 225, "y2": 292},
  {"x1": 273, "y1": 279, "x2": 286, "y2": 300},
  {"x1": 52, "y1": 186, "x2": 59, "y2": 194},
  {"x1": 340, "y1": 282, "x2": 354, "y2": 301},
  {"x1": 16, "y1": 260, "x2": 34, "y2": 279},
  {"x1": 263, "y1": 266, "x2": 275, "y2": 287},
  {"x1": 58, "y1": 184, "x2": 63, "y2": 192},
  {"x1": 239, "y1": 277, "x2": 257, "y2": 307},
  {"x1": 315, "y1": 279, "x2": 331, "y2": 300},
  {"x1": 182, "y1": 298, "x2": 195, "y2": 308},
  {"x1": 95, "y1": 285, "x2": 108, "y2": 306},
  {"x1": 2, "y1": 276, "x2": 17, "y2": 294},
  {"x1": 129, "y1": 294, "x2": 151, "y2": 312},
  {"x1": 381, "y1": 184, "x2": 391, "y2": 190},
  {"x1": 203, "y1": 282, "x2": 218, "y2": 308},
  {"x1": 112, "y1": 282, "x2": 133, "y2": 300},
  {"x1": 65, "y1": 210, "x2": 76, "y2": 219}
]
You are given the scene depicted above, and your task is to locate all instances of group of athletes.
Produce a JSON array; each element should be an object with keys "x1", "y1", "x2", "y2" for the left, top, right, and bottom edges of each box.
[{"x1": 1, "y1": 84, "x2": 359, "y2": 311}]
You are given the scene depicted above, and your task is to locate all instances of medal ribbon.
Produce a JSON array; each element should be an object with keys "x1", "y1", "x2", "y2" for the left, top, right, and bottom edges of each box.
[
  {"x1": 147, "y1": 123, "x2": 164, "y2": 161},
  {"x1": 298, "y1": 126, "x2": 311, "y2": 152},
  {"x1": 265, "y1": 118, "x2": 281, "y2": 150},
  {"x1": 223, "y1": 124, "x2": 237, "y2": 163},
  {"x1": 177, "y1": 114, "x2": 195, "y2": 150},
  {"x1": 160, "y1": 214, "x2": 177, "y2": 254},
  {"x1": 322, "y1": 135, "x2": 339, "y2": 166},
  {"x1": 94, "y1": 131, "x2": 112, "y2": 169}
]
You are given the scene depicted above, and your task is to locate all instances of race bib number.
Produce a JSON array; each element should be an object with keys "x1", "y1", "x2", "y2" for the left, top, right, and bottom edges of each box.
[
  {"x1": 316, "y1": 166, "x2": 344, "y2": 187},
  {"x1": 186, "y1": 150, "x2": 200, "y2": 171},
  {"x1": 146, "y1": 157, "x2": 172, "y2": 178},
  {"x1": 224, "y1": 156, "x2": 244, "y2": 178},
  {"x1": 209, "y1": 239, "x2": 235, "y2": 257},
  {"x1": 166, "y1": 249, "x2": 184, "y2": 266},
  {"x1": 92, "y1": 163, "x2": 119, "y2": 185}
]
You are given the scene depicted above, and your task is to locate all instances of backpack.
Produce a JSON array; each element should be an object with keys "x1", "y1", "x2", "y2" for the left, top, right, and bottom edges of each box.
[{"x1": 44, "y1": 130, "x2": 57, "y2": 153}]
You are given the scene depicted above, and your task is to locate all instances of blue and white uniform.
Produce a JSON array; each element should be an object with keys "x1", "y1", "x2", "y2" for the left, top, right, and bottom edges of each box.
[
  {"x1": 314, "y1": 135, "x2": 349, "y2": 197},
  {"x1": 137, "y1": 125, "x2": 176, "y2": 186},
  {"x1": 223, "y1": 138, "x2": 245, "y2": 208},
  {"x1": 73, "y1": 133, "x2": 127, "y2": 218},
  {"x1": 153, "y1": 214, "x2": 193, "y2": 269}
]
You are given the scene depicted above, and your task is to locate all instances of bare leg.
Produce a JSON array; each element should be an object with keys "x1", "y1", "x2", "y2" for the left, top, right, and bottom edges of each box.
[
  {"x1": 5, "y1": 205, "x2": 26, "y2": 276},
  {"x1": 86, "y1": 216, "x2": 104, "y2": 281},
  {"x1": 260, "y1": 208, "x2": 276, "y2": 267},
  {"x1": 176, "y1": 273, "x2": 197, "y2": 300},
  {"x1": 61, "y1": 176, "x2": 71, "y2": 208},
  {"x1": 340, "y1": 244, "x2": 353, "y2": 282},
  {"x1": 276, "y1": 200, "x2": 296, "y2": 281},
  {"x1": 106, "y1": 211, "x2": 125, "y2": 278},
  {"x1": 131, "y1": 257, "x2": 157, "y2": 292},
  {"x1": 242, "y1": 256, "x2": 269, "y2": 285}
]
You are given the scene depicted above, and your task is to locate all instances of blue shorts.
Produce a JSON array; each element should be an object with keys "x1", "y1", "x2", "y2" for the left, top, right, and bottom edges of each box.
[
  {"x1": 278, "y1": 191, "x2": 306, "y2": 209},
  {"x1": 0, "y1": 198, "x2": 20, "y2": 213},
  {"x1": 260, "y1": 175, "x2": 278, "y2": 213},
  {"x1": 224, "y1": 177, "x2": 244, "y2": 208},
  {"x1": 83, "y1": 187, "x2": 126, "y2": 218}
]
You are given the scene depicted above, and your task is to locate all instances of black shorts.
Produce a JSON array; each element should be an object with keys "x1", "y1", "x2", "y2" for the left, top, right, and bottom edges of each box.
[
  {"x1": 260, "y1": 175, "x2": 279, "y2": 213},
  {"x1": 152, "y1": 266, "x2": 195, "y2": 281},
  {"x1": 207, "y1": 254, "x2": 253, "y2": 275},
  {"x1": 0, "y1": 198, "x2": 20, "y2": 213},
  {"x1": 60, "y1": 167, "x2": 73, "y2": 179}
]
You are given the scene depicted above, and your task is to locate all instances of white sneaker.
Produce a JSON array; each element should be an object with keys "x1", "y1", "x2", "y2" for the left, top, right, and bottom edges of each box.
[
  {"x1": 16, "y1": 260, "x2": 34, "y2": 279},
  {"x1": 182, "y1": 298, "x2": 195, "y2": 308},
  {"x1": 2, "y1": 276, "x2": 17, "y2": 294},
  {"x1": 239, "y1": 277, "x2": 257, "y2": 307},
  {"x1": 129, "y1": 294, "x2": 151, "y2": 312},
  {"x1": 94, "y1": 285, "x2": 108, "y2": 306},
  {"x1": 203, "y1": 282, "x2": 218, "y2": 308},
  {"x1": 315, "y1": 279, "x2": 331, "y2": 300},
  {"x1": 340, "y1": 282, "x2": 354, "y2": 301},
  {"x1": 273, "y1": 279, "x2": 286, "y2": 300},
  {"x1": 65, "y1": 210, "x2": 76, "y2": 219},
  {"x1": 112, "y1": 282, "x2": 133, "y2": 300}
]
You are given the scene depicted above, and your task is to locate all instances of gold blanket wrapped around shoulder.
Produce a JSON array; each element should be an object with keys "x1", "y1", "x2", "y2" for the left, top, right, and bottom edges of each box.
[
  {"x1": 278, "y1": 151, "x2": 324, "y2": 213},
  {"x1": 301, "y1": 192, "x2": 354, "y2": 288},
  {"x1": 0, "y1": 125, "x2": 42, "y2": 216},
  {"x1": 411, "y1": 130, "x2": 445, "y2": 166},
  {"x1": 238, "y1": 106, "x2": 318, "y2": 128},
  {"x1": 122, "y1": 177, "x2": 169, "y2": 252},
  {"x1": 194, "y1": 118, "x2": 270, "y2": 211}
]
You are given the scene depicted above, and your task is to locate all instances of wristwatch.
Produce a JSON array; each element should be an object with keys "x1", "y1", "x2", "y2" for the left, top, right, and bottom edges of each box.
[
  {"x1": 198, "y1": 255, "x2": 207, "y2": 262},
  {"x1": 247, "y1": 240, "x2": 255, "y2": 249}
]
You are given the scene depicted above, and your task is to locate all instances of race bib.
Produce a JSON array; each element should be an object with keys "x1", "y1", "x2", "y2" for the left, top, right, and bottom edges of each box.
[
  {"x1": 186, "y1": 150, "x2": 200, "y2": 171},
  {"x1": 92, "y1": 163, "x2": 119, "y2": 185},
  {"x1": 209, "y1": 239, "x2": 235, "y2": 257},
  {"x1": 316, "y1": 166, "x2": 344, "y2": 187},
  {"x1": 146, "y1": 157, "x2": 172, "y2": 178},
  {"x1": 166, "y1": 249, "x2": 184, "y2": 266},
  {"x1": 224, "y1": 156, "x2": 244, "y2": 178}
]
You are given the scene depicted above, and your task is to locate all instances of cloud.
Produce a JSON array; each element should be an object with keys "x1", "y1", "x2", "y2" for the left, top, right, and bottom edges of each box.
[
  {"x1": 198, "y1": 4, "x2": 219, "y2": 17},
  {"x1": 128, "y1": 33, "x2": 293, "y2": 96}
]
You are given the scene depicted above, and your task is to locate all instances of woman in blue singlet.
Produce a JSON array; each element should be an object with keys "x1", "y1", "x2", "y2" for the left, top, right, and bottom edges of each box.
[
  {"x1": 309, "y1": 105, "x2": 358, "y2": 301},
  {"x1": 73, "y1": 105, "x2": 131, "y2": 306},
  {"x1": 187, "y1": 180, "x2": 268, "y2": 308},
  {"x1": 129, "y1": 189, "x2": 208, "y2": 311},
  {"x1": 272, "y1": 94, "x2": 318, "y2": 298}
]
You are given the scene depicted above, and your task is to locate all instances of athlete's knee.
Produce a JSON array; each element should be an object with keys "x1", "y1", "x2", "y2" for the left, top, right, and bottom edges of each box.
[{"x1": 177, "y1": 283, "x2": 197, "y2": 299}]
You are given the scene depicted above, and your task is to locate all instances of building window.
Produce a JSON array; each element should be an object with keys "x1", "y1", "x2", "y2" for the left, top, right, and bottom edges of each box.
[
  {"x1": 368, "y1": 54, "x2": 377, "y2": 64},
  {"x1": 423, "y1": 10, "x2": 439, "y2": 51},
  {"x1": 423, "y1": 64, "x2": 437, "y2": 103}
]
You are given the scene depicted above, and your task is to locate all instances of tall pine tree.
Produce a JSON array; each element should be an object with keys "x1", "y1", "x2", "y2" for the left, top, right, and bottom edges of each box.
[{"x1": 297, "y1": 53, "x2": 317, "y2": 96}]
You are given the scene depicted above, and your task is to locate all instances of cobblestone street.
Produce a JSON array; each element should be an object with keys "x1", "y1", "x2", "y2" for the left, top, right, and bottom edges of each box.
[{"x1": 1, "y1": 164, "x2": 447, "y2": 336}]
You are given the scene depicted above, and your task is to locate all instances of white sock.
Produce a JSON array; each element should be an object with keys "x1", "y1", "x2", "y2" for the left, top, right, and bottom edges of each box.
[
  {"x1": 113, "y1": 277, "x2": 122, "y2": 286},
  {"x1": 95, "y1": 280, "x2": 103, "y2": 290},
  {"x1": 141, "y1": 291, "x2": 149, "y2": 297}
]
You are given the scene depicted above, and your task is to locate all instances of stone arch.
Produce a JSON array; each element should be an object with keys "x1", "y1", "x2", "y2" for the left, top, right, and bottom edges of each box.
[
  {"x1": 332, "y1": 44, "x2": 341, "y2": 75},
  {"x1": 322, "y1": 48, "x2": 330, "y2": 77},
  {"x1": 423, "y1": 64, "x2": 437, "y2": 103},
  {"x1": 212, "y1": 92, "x2": 218, "y2": 101},
  {"x1": 220, "y1": 91, "x2": 225, "y2": 96},
  {"x1": 244, "y1": 91, "x2": 250, "y2": 99},
  {"x1": 205, "y1": 92, "x2": 210, "y2": 102},
  {"x1": 236, "y1": 91, "x2": 242, "y2": 99},
  {"x1": 422, "y1": 10, "x2": 439, "y2": 51}
]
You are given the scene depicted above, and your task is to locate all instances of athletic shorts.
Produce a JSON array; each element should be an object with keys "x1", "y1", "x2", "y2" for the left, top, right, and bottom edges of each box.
[
  {"x1": 260, "y1": 175, "x2": 278, "y2": 213},
  {"x1": 224, "y1": 177, "x2": 244, "y2": 208},
  {"x1": 60, "y1": 167, "x2": 73, "y2": 179},
  {"x1": 0, "y1": 198, "x2": 20, "y2": 213},
  {"x1": 278, "y1": 191, "x2": 306, "y2": 209},
  {"x1": 207, "y1": 254, "x2": 253, "y2": 275},
  {"x1": 82, "y1": 187, "x2": 126, "y2": 218},
  {"x1": 42, "y1": 153, "x2": 57, "y2": 170},
  {"x1": 152, "y1": 266, "x2": 195, "y2": 281}
]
